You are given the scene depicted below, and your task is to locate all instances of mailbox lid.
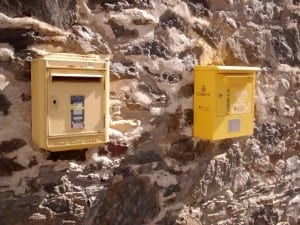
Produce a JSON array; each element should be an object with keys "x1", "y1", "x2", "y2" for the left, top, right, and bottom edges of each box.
[
  {"x1": 194, "y1": 65, "x2": 261, "y2": 73},
  {"x1": 42, "y1": 53, "x2": 108, "y2": 60},
  {"x1": 40, "y1": 53, "x2": 109, "y2": 70}
]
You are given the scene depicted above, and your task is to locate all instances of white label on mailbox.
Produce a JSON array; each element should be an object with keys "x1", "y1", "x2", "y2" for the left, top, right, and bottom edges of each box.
[
  {"x1": 228, "y1": 119, "x2": 240, "y2": 132},
  {"x1": 71, "y1": 96, "x2": 84, "y2": 129}
]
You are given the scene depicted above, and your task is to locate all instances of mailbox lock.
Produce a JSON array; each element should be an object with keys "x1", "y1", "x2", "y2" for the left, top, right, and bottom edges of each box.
[{"x1": 50, "y1": 97, "x2": 57, "y2": 105}]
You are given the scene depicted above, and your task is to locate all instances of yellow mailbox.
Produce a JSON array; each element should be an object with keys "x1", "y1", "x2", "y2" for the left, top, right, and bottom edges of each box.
[
  {"x1": 31, "y1": 53, "x2": 109, "y2": 151},
  {"x1": 193, "y1": 65, "x2": 260, "y2": 140}
]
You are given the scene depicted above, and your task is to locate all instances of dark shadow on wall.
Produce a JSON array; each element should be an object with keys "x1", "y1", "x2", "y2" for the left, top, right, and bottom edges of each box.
[
  {"x1": 0, "y1": 93, "x2": 12, "y2": 116},
  {"x1": 0, "y1": 0, "x2": 78, "y2": 28}
]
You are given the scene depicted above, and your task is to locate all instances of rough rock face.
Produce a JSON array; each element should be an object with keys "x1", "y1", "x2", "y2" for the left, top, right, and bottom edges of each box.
[
  {"x1": 83, "y1": 176, "x2": 160, "y2": 225},
  {"x1": 0, "y1": 0, "x2": 299, "y2": 225}
]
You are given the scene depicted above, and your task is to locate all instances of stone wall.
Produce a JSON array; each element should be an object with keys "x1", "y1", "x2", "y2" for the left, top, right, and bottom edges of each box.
[{"x1": 0, "y1": 0, "x2": 299, "y2": 224}]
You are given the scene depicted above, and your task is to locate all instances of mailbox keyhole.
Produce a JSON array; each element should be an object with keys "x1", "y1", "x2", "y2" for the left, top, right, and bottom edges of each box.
[{"x1": 53, "y1": 100, "x2": 57, "y2": 105}]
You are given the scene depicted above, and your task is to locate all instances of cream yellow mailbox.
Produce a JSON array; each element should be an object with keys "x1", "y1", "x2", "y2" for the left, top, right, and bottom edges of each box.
[
  {"x1": 193, "y1": 66, "x2": 260, "y2": 140},
  {"x1": 31, "y1": 53, "x2": 109, "y2": 151}
]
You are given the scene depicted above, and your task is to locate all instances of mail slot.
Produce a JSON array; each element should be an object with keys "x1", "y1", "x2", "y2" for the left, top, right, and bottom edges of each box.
[
  {"x1": 31, "y1": 53, "x2": 110, "y2": 151},
  {"x1": 193, "y1": 66, "x2": 260, "y2": 140}
]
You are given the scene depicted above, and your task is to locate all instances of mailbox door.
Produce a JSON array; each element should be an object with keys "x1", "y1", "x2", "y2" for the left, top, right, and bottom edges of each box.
[
  {"x1": 216, "y1": 74, "x2": 253, "y2": 117},
  {"x1": 47, "y1": 69, "x2": 105, "y2": 136}
]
